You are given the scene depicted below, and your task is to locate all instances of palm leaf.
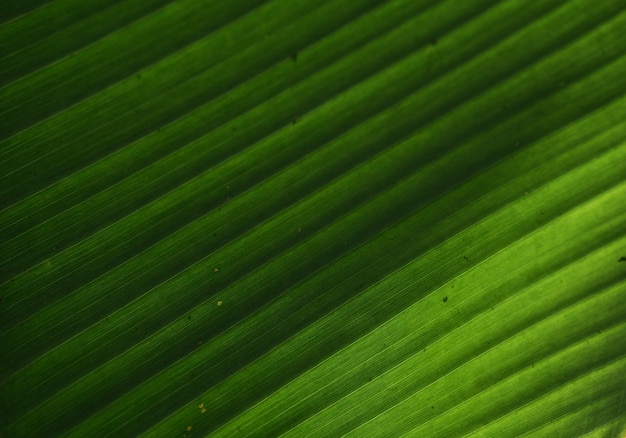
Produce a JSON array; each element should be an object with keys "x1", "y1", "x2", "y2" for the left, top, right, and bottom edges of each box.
[{"x1": 1, "y1": 0, "x2": 625, "y2": 436}]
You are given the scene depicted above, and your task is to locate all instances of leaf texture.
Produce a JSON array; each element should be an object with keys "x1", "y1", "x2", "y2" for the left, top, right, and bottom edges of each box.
[{"x1": 1, "y1": 0, "x2": 625, "y2": 436}]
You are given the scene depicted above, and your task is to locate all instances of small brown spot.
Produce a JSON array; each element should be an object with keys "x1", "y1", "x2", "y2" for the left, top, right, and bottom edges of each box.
[
  {"x1": 198, "y1": 403, "x2": 204, "y2": 409},
  {"x1": 214, "y1": 267, "x2": 219, "y2": 272},
  {"x1": 201, "y1": 408, "x2": 206, "y2": 414},
  {"x1": 217, "y1": 301, "x2": 223, "y2": 306},
  {"x1": 187, "y1": 426, "x2": 192, "y2": 432}
]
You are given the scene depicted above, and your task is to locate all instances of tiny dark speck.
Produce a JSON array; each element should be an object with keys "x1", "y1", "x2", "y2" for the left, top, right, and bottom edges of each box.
[
  {"x1": 430, "y1": 38, "x2": 438, "y2": 46},
  {"x1": 187, "y1": 316, "x2": 191, "y2": 320},
  {"x1": 443, "y1": 296, "x2": 448, "y2": 303},
  {"x1": 619, "y1": 256, "x2": 626, "y2": 262},
  {"x1": 291, "y1": 53, "x2": 298, "y2": 62}
]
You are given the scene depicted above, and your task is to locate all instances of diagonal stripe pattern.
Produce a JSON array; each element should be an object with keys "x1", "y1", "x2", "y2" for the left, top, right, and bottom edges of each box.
[{"x1": 1, "y1": 0, "x2": 625, "y2": 437}]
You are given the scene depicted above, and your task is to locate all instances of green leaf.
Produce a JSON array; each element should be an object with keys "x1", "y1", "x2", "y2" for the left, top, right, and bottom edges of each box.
[{"x1": 1, "y1": 0, "x2": 625, "y2": 436}]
